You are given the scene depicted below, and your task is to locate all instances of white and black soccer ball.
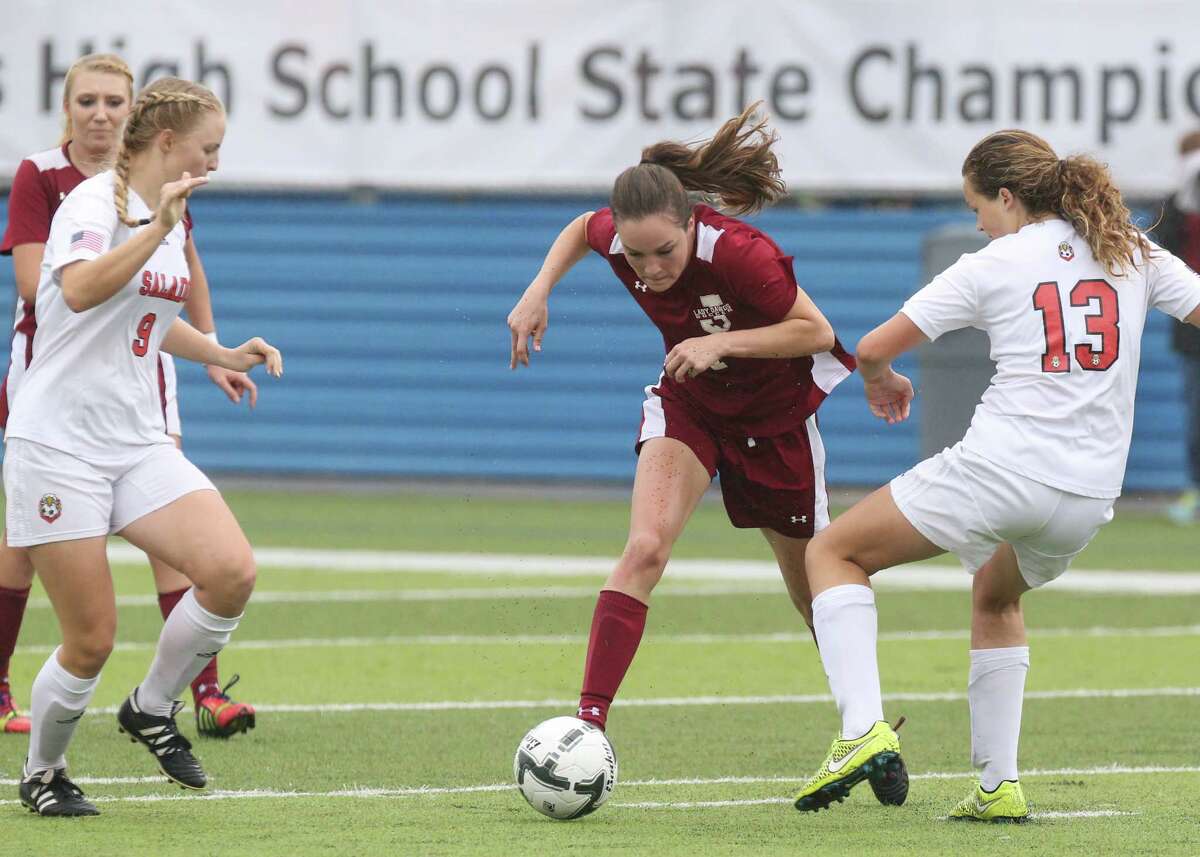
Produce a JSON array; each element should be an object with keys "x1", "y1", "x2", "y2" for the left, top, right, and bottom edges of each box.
[{"x1": 513, "y1": 716, "x2": 618, "y2": 820}]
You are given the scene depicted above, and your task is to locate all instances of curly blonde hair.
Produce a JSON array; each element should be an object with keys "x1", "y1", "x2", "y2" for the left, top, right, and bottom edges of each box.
[
  {"x1": 113, "y1": 78, "x2": 224, "y2": 227},
  {"x1": 962, "y1": 129, "x2": 1152, "y2": 277}
]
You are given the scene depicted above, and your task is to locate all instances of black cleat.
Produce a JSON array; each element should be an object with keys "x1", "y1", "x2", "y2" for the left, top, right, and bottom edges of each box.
[
  {"x1": 117, "y1": 689, "x2": 207, "y2": 790},
  {"x1": 19, "y1": 767, "x2": 100, "y2": 817},
  {"x1": 868, "y1": 716, "x2": 909, "y2": 806}
]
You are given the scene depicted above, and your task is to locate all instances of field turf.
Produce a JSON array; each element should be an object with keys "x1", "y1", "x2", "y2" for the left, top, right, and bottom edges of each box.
[{"x1": 2, "y1": 490, "x2": 1197, "y2": 856}]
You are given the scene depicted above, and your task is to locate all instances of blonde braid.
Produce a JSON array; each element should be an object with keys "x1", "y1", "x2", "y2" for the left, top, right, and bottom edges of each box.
[
  {"x1": 113, "y1": 147, "x2": 135, "y2": 226},
  {"x1": 110, "y1": 79, "x2": 224, "y2": 227}
]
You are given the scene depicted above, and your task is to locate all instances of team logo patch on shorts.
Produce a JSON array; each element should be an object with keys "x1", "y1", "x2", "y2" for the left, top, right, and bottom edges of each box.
[
  {"x1": 1058, "y1": 241, "x2": 1075, "y2": 261},
  {"x1": 38, "y1": 493, "x2": 63, "y2": 524}
]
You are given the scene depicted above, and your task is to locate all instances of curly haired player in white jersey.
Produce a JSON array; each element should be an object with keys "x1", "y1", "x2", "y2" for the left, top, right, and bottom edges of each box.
[
  {"x1": 0, "y1": 54, "x2": 260, "y2": 741},
  {"x1": 792, "y1": 130, "x2": 1200, "y2": 822},
  {"x1": 6, "y1": 77, "x2": 282, "y2": 817}
]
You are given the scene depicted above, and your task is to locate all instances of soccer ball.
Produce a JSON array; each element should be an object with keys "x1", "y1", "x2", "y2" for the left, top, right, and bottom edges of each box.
[{"x1": 513, "y1": 716, "x2": 618, "y2": 820}]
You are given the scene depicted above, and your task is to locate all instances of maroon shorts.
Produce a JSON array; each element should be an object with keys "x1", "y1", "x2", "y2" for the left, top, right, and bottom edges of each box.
[{"x1": 634, "y1": 385, "x2": 828, "y2": 539}]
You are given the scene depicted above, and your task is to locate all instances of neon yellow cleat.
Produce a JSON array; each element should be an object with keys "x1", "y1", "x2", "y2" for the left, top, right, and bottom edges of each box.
[
  {"x1": 794, "y1": 720, "x2": 903, "y2": 812},
  {"x1": 948, "y1": 780, "x2": 1029, "y2": 823}
]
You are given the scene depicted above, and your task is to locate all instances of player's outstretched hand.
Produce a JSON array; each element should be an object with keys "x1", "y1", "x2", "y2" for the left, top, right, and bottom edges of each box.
[
  {"x1": 507, "y1": 288, "x2": 550, "y2": 369},
  {"x1": 229, "y1": 337, "x2": 283, "y2": 378},
  {"x1": 206, "y1": 365, "x2": 261, "y2": 408},
  {"x1": 864, "y1": 369, "x2": 914, "y2": 424},
  {"x1": 155, "y1": 171, "x2": 208, "y2": 231},
  {"x1": 665, "y1": 336, "x2": 726, "y2": 382}
]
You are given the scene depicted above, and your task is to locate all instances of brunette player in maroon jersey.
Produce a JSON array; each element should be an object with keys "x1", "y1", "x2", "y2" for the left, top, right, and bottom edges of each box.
[
  {"x1": 0, "y1": 54, "x2": 257, "y2": 739},
  {"x1": 507, "y1": 106, "x2": 902, "y2": 797}
]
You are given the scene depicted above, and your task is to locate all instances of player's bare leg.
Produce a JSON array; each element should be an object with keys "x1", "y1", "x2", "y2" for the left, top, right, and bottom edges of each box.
[
  {"x1": 150, "y1": 437, "x2": 255, "y2": 741},
  {"x1": 950, "y1": 543, "x2": 1032, "y2": 822},
  {"x1": 578, "y1": 438, "x2": 711, "y2": 729},
  {"x1": 604, "y1": 437, "x2": 711, "y2": 601},
  {"x1": 115, "y1": 488, "x2": 256, "y2": 789},
  {"x1": 760, "y1": 528, "x2": 813, "y2": 631},
  {"x1": 19, "y1": 537, "x2": 112, "y2": 815},
  {"x1": 0, "y1": 536, "x2": 35, "y2": 734},
  {"x1": 795, "y1": 486, "x2": 941, "y2": 812}
]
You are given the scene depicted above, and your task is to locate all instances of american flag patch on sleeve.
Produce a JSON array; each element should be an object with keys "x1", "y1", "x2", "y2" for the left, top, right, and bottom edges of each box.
[{"x1": 69, "y1": 230, "x2": 106, "y2": 254}]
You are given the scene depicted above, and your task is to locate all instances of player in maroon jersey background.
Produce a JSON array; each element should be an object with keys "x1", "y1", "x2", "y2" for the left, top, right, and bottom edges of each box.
[
  {"x1": 506, "y1": 106, "x2": 889, "y2": 793},
  {"x1": 0, "y1": 54, "x2": 258, "y2": 739}
]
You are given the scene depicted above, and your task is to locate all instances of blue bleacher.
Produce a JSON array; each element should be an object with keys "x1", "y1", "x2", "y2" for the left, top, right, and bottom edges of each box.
[{"x1": 0, "y1": 194, "x2": 1188, "y2": 490}]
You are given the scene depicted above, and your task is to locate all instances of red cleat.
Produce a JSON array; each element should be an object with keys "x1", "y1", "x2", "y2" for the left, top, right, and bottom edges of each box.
[
  {"x1": 195, "y1": 674, "x2": 256, "y2": 739},
  {"x1": 0, "y1": 684, "x2": 31, "y2": 734}
]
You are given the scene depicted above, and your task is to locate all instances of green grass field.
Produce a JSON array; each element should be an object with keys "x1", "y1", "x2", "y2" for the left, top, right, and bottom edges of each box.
[{"x1": 2, "y1": 490, "x2": 1198, "y2": 856}]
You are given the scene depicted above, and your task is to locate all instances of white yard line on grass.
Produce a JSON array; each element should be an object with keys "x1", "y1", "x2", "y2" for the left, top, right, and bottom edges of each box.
[
  {"x1": 80, "y1": 686, "x2": 1199, "y2": 716},
  {"x1": 14, "y1": 623, "x2": 1200, "y2": 657},
  {"x1": 0, "y1": 765, "x2": 1189, "y2": 807},
  {"x1": 101, "y1": 544, "x2": 1200, "y2": 595}
]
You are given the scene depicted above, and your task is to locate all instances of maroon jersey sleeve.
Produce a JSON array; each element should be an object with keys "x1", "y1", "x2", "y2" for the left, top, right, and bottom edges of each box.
[
  {"x1": 585, "y1": 207, "x2": 617, "y2": 256},
  {"x1": 1, "y1": 159, "x2": 53, "y2": 255},
  {"x1": 182, "y1": 209, "x2": 194, "y2": 239},
  {"x1": 714, "y1": 231, "x2": 800, "y2": 323}
]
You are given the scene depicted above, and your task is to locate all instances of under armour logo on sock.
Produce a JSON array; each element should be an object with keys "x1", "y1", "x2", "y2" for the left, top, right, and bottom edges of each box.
[{"x1": 578, "y1": 706, "x2": 601, "y2": 717}]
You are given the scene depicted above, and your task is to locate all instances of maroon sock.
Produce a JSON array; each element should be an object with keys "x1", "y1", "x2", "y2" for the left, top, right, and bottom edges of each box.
[
  {"x1": 157, "y1": 586, "x2": 220, "y2": 703},
  {"x1": 577, "y1": 589, "x2": 648, "y2": 730},
  {"x1": 0, "y1": 584, "x2": 32, "y2": 685}
]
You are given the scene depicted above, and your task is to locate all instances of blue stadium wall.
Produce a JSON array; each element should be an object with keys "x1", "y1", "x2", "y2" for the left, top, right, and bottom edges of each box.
[{"x1": 0, "y1": 195, "x2": 1188, "y2": 491}]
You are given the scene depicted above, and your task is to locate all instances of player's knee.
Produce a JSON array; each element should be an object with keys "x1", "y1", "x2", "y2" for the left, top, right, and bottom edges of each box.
[
  {"x1": 64, "y1": 624, "x2": 116, "y2": 675},
  {"x1": 804, "y1": 530, "x2": 840, "y2": 568},
  {"x1": 972, "y1": 584, "x2": 1021, "y2": 616},
  {"x1": 200, "y1": 548, "x2": 256, "y2": 610},
  {"x1": 620, "y1": 531, "x2": 672, "y2": 578}
]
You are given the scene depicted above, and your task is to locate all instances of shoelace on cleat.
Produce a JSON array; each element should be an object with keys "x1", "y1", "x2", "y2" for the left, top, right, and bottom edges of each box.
[
  {"x1": 146, "y1": 702, "x2": 196, "y2": 758},
  {"x1": 26, "y1": 769, "x2": 86, "y2": 805},
  {"x1": 200, "y1": 673, "x2": 243, "y2": 706}
]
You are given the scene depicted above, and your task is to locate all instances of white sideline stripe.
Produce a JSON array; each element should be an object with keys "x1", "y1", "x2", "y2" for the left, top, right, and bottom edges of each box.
[
  {"x1": 0, "y1": 776, "x2": 162, "y2": 786},
  {"x1": 102, "y1": 544, "x2": 1200, "y2": 595},
  {"x1": 15, "y1": 623, "x2": 1200, "y2": 657},
  {"x1": 0, "y1": 765, "x2": 1189, "y2": 807},
  {"x1": 621, "y1": 799, "x2": 1137, "y2": 817},
  {"x1": 27, "y1": 583, "x2": 786, "y2": 609},
  {"x1": 81, "y1": 686, "x2": 1200, "y2": 716}
]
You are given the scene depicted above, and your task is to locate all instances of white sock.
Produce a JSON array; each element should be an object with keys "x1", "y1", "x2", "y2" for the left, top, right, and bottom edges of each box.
[
  {"x1": 813, "y1": 584, "x2": 884, "y2": 739},
  {"x1": 138, "y1": 589, "x2": 240, "y2": 716},
  {"x1": 968, "y1": 646, "x2": 1030, "y2": 790},
  {"x1": 27, "y1": 648, "x2": 100, "y2": 773}
]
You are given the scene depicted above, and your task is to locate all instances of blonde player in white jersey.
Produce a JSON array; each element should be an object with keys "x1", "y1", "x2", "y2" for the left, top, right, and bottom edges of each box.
[
  {"x1": 5, "y1": 78, "x2": 281, "y2": 817},
  {"x1": 792, "y1": 129, "x2": 1200, "y2": 821}
]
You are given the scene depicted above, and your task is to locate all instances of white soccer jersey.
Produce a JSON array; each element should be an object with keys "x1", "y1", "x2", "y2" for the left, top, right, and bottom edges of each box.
[
  {"x1": 5, "y1": 171, "x2": 190, "y2": 463},
  {"x1": 902, "y1": 218, "x2": 1200, "y2": 499}
]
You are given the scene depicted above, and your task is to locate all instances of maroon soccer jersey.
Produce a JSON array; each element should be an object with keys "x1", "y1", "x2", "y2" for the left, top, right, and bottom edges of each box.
[{"x1": 586, "y1": 204, "x2": 854, "y2": 436}]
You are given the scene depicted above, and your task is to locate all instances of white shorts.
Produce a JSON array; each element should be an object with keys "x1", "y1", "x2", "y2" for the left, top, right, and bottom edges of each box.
[
  {"x1": 3, "y1": 438, "x2": 215, "y2": 547},
  {"x1": 159, "y1": 353, "x2": 181, "y2": 437},
  {"x1": 890, "y1": 443, "x2": 1115, "y2": 588}
]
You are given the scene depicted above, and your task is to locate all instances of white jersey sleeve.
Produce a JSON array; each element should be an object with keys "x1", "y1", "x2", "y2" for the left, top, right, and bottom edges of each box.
[
  {"x1": 45, "y1": 181, "x2": 117, "y2": 274},
  {"x1": 1145, "y1": 244, "x2": 1200, "y2": 321},
  {"x1": 899, "y1": 253, "x2": 980, "y2": 341}
]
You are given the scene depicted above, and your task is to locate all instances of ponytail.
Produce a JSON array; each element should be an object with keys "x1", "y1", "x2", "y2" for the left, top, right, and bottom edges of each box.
[
  {"x1": 962, "y1": 129, "x2": 1151, "y2": 277},
  {"x1": 611, "y1": 101, "x2": 786, "y2": 225}
]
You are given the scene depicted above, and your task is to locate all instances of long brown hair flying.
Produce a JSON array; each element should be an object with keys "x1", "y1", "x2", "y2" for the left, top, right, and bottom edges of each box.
[
  {"x1": 610, "y1": 101, "x2": 787, "y2": 226},
  {"x1": 962, "y1": 129, "x2": 1152, "y2": 277}
]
